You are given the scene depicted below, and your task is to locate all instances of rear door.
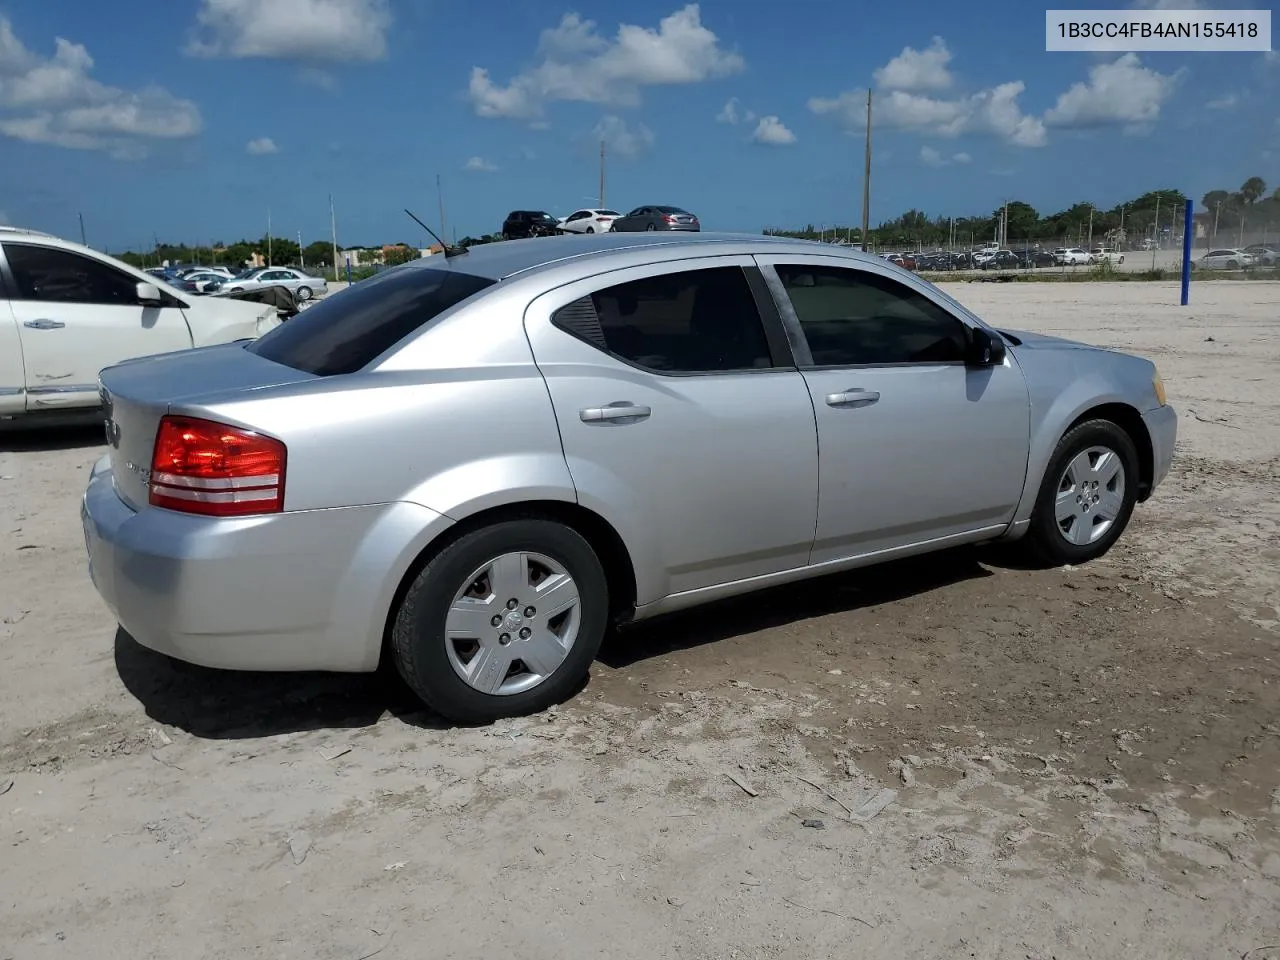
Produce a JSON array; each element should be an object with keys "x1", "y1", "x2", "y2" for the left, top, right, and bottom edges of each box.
[
  {"x1": 523, "y1": 256, "x2": 819, "y2": 603},
  {"x1": 2, "y1": 241, "x2": 194, "y2": 410}
]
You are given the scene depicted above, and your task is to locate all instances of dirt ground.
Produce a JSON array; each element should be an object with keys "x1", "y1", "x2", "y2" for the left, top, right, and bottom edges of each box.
[{"x1": 2, "y1": 280, "x2": 1278, "y2": 960}]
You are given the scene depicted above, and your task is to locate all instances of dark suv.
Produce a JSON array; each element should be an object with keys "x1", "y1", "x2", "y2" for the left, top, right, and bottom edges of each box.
[{"x1": 501, "y1": 210, "x2": 560, "y2": 240}]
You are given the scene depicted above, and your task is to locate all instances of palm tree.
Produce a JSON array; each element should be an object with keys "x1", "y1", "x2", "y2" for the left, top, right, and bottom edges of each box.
[{"x1": 1240, "y1": 177, "x2": 1267, "y2": 205}]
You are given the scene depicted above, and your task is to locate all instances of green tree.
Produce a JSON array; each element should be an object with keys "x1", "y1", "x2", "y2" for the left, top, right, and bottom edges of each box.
[
  {"x1": 1240, "y1": 176, "x2": 1267, "y2": 205},
  {"x1": 383, "y1": 245, "x2": 419, "y2": 266}
]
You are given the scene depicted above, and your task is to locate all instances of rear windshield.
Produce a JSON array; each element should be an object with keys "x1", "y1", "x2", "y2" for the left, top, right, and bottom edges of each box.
[
  {"x1": 248, "y1": 265, "x2": 495, "y2": 376},
  {"x1": 656, "y1": 206, "x2": 689, "y2": 215}
]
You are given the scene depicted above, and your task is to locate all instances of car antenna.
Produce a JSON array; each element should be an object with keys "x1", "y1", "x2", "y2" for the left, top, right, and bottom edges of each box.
[{"x1": 404, "y1": 208, "x2": 466, "y2": 258}]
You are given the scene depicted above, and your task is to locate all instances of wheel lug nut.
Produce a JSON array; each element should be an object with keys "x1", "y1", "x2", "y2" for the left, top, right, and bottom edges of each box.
[
  {"x1": 506, "y1": 598, "x2": 518, "y2": 610},
  {"x1": 490, "y1": 615, "x2": 502, "y2": 627},
  {"x1": 524, "y1": 606, "x2": 535, "y2": 617},
  {"x1": 519, "y1": 627, "x2": 531, "y2": 639},
  {"x1": 499, "y1": 633, "x2": 511, "y2": 645}
]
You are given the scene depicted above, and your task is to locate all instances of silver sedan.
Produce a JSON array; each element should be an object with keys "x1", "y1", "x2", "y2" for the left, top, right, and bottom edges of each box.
[
  {"x1": 82, "y1": 233, "x2": 1177, "y2": 723},
  {"x1": 219, "y1": 267, "x2": 328, "y2": 300}
]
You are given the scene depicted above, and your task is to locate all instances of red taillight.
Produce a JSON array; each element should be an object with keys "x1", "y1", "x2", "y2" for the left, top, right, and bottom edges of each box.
[
  {"x1": 595, "y1": 217, "x2": 609, "y2": 222},
  {"x1": 148, "y1": 415, "x2": 286, "y2": 517},
  {"x1": 664, "y1": 215, "x2": 678, "y2": 223}
]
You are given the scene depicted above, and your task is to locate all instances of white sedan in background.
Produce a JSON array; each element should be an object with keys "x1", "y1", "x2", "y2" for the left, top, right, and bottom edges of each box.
[
  {"x1": 557, "y1": 209, "x2": 621, "y2": 234},
  {"x1": 220, "y1": 267, "x2": 328, "y2": 300},
  {"x1": 1196, "y1": 248, "x2": 1256, "y2": 270}
]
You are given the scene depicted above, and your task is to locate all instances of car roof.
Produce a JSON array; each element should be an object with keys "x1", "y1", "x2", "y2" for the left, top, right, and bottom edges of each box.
[{"x1": 411, "y1": 231, "x2": 887, "y2": 283}]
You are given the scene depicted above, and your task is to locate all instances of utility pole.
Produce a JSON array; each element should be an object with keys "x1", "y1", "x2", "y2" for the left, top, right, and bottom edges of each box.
[
  {"x1": 1152, "y1": 194, "x2": 1161, "y2": 269},
  {"x1": 1212, "y1": 200, "x2": 1222, "y2": 247},
  {"x1": 1087, "y1": 204, "x2": 1094, "y2": 250},
  {"x1": 860, "y1": 88, "x2": 872, "y2": 252},
  {"x1": 599, "y1": 140, "x2": 606, "y2": 209},
  {"x1": 267, "y1": 207, "x2": 273, "y2": 266},
  {"x1": 437, "y1": 174, "x2": 447, "y2": 244},
  {"x1": 329, "y1": 194, "x2": 340, "y2": 282},
  {"x1": 298, "y1": 230, "x2": 304, "y2": 269}
]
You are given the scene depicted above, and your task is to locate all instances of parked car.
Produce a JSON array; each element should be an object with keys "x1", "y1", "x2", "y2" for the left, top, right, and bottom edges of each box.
[
  {"x1": 502, "y1": 210, "x2": 561, "y2": 240},
  {"x1": 980, "y1": 250, "x2": 1022, "y2": 270},
  {"x1": 609, "y1": 205, "x2": 700, "y2": 232},
  {"x1": 219, "y1": 267, "x2": 328, "y2": 300},
  {"x1": 0, "y1": 226, "x2": 282, "y2": 426},
  {"x1": 1196, "y1": 248, "x2": 1255, "y2": 270},
  {"x1": 1020, "y1": 250, "x2": 1057, "y2": 268},
  {"x1": 557, "y1": 209, "x2": 621, "y2": 235},
  {"x1": 1090, "y1": 247, "x2": 1125, "y2": 265},
  {"x1": 1243, "y1": 245, "x2": 1278, "y2": 266},
  {"x1": 82, "y1": 232, "x2": 1176, "y2": 723},
  {"x1": 178, "y1": 270, "x2": 233, "y2": 294},
  {"x1": 1053, "y1": 247, "x2": 1092, "y2": 265}
]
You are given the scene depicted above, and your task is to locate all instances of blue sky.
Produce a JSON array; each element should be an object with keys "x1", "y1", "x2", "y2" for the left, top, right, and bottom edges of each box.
[{"x1": 0, "y1": 0, "x2": 1276, "y2": 251}]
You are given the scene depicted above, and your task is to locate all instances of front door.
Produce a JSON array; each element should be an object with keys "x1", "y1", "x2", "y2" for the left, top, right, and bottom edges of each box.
[
  {"x1": 0, "y1": 281, "x2": 24, "y2": 415},
  {"x1": 523, "y1": 256, "x2": 819, "y2": 603},
  {"x1": 754, "y1": 254, "x2": 1031, "y2": 565},
  {"x1": 2, "y1": 241, "x2": 193, "y2": 410}
]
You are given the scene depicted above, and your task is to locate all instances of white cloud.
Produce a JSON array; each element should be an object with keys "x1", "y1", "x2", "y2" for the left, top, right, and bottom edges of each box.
[
  {"x1": 874, "y1": 37, "x2": 953, "y2": 92},
  {"x1": 751, "y1": 115, "x2": 795, "y2": 145},
  {"x1": 919, "y1": 146, "x2": 970, "y2": 166},
  {"x1": 469, "y1": 4, "x2": 744, "y2": 121},
  {"x1": 246, "y1": 136, "x2": 278, "y2": 155},
  {"x1": 810, "y1": 82, "x2": 1046, "y2": 147},
  {"x1": 716, "y1": 96, "x2": 756, "y2": 125},
  {"x1": 187, "y1": 0, "x2": 391, "y2": 62},
  {"x1": 1206, "y1": 93, "x2": 1238, "y2": 109},
  {"x1": 593, "y1": 114, "x2": 654, "y2": 158},
  {"x1": 0, "y1": 16, "x2": 201, "y2": 157},
  {"x1": 463, "y1": 155, "x2": 499, "y2": 172},
  {"x1": 1044, "y1": 53, "x2": 1180, "y2": 129}
]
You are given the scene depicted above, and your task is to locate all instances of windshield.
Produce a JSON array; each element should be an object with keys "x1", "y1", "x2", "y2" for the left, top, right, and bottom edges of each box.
[
  {"x1": 599, "y1": 210, "x2": 620, "y2": 217},
  {"x1": 656, "y1": 206, "x2": 689, "y2": 215}
]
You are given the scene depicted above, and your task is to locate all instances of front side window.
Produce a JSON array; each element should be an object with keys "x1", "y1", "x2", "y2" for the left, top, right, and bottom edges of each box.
[
  {"x1": 775, "y1": 264, "x2": 967, "y2": 367},
  {"x1": 4, "y1": 243, "x2": 145, "y2": 306},
  {"x1": 553, "y1": 266, "x2": 772, "y2": 374}
]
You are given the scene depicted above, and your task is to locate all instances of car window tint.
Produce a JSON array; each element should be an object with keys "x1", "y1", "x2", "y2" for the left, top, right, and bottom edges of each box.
[
  {"x1": 555, "y1": 266, "x2": 772, "y2": 374},
  {"x1": 4, "y1": 242, "x2": 143, "y2": 306},
  {"x1": 248, "y1": 265, "x2": 495, "y2": 376},
  {"x1": 775, "y1": 264, "x2": 967, "y2": 366}
]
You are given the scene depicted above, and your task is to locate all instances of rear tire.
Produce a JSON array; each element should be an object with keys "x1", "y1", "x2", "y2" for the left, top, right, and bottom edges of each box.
[
  {"x1": 1228, "y1": 260, "x2": 1239, "y2": 270},
  {"x1": 295, "y1": 286, "x2": 312, "y2": 301},
  {"x1": 645, "y1": 223, "x2": 656, "y2": 231},
  {"x1": 1024, "y1": 419, "x2": 1140, "y2": 567},
  {"x1": 390, "y1": 519, "x2": 609, "y2": 724},
  {"x1": 586, "y1": 226, "x2": 595, "y2": 233}
]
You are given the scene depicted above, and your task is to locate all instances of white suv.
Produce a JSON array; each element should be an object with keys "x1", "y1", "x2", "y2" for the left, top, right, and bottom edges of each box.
[
  {"x1": 1, "y1": 226, "x2": 283, "y2": 425},
  {"x1": 1090, "y1": 247, "x2": 1125, "y2": 265},
  {"x1": 1053, "y1": 247, "x2": 1092, "y2": 265}
]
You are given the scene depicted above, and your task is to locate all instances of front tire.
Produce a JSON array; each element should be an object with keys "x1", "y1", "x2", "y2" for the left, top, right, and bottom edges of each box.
[
  {"x1": 390, "y1": 519, "x2": 609, "y2": 724},
  {"x1": 1025, "y1": 419, "x2": 1140, "y2": 566}
]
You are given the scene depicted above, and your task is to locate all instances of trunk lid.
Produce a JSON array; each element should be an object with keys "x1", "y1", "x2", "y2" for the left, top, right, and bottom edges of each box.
[{"x1": 100, "y1": 343, "x2": 315, "y2": 510}]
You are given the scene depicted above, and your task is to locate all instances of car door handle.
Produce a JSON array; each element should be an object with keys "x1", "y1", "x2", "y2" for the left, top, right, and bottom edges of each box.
[
  {"x1": 23, "y1": 319, "x2": 65, "y2": 330},
  {"x1": 825, "y1": 389, "x2": 880, "y2": 408},
  {"x1": 580, "y1": 402, "x2": 652, "y2": 423}
]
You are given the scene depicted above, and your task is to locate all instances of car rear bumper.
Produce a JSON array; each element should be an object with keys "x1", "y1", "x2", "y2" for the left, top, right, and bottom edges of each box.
[
  {"x1": 81, "y1": 455, "x2": 451, "y2": 673},
  {"x1": 1142, "y1": 403, "x2": 1177, "y2": 494}
]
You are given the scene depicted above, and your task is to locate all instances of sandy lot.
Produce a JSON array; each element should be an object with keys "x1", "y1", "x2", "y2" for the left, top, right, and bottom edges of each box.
[{"x1": 2, "y1": 280, "x2": 1278, "y2": 960}]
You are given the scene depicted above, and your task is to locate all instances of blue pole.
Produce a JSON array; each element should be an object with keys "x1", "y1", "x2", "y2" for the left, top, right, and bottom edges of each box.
[{"x1": 1180, "y1": 198, "x2": 1193, "y2": 306}]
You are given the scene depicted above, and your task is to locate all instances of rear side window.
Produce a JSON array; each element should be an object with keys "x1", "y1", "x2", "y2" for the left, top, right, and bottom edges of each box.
[{"x1": 248, "y1": 265, "x2": 495, "y2": 375}]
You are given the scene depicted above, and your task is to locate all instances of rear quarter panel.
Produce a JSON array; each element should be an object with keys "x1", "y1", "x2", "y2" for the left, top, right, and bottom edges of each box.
[{"x1": 180, "y1": 285, "x2": 576, "y2": 516}]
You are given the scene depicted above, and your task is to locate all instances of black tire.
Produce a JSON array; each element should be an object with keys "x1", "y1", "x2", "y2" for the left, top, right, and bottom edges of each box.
[
  {"x1": 1025, "y1": 419, "x2": 1140, "y2": 567},
  {"x1": 1227, "y1": 260, "x2": 1239, "y2": 270},
  {"x1": 295, "y1": 286, "x2": 312, "y2": 301},
  {"x1": 645, "y1": 223, "x2": 656, "y2": 231},
  {"x1": 586, "y1": 226, "x2": 595, "y2": 234},
  {"x1": 390, "y1": 518, "x2": 609, "y2": 724}
]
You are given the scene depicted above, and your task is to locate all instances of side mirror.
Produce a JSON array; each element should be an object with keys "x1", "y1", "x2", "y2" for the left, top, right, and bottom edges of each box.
[
  {"x1": 967, "y1": 327, "x2": 1007, "y2": 366},
  {"x1": 136, "y1": 281, "x2": 163, "y2": 304}
]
